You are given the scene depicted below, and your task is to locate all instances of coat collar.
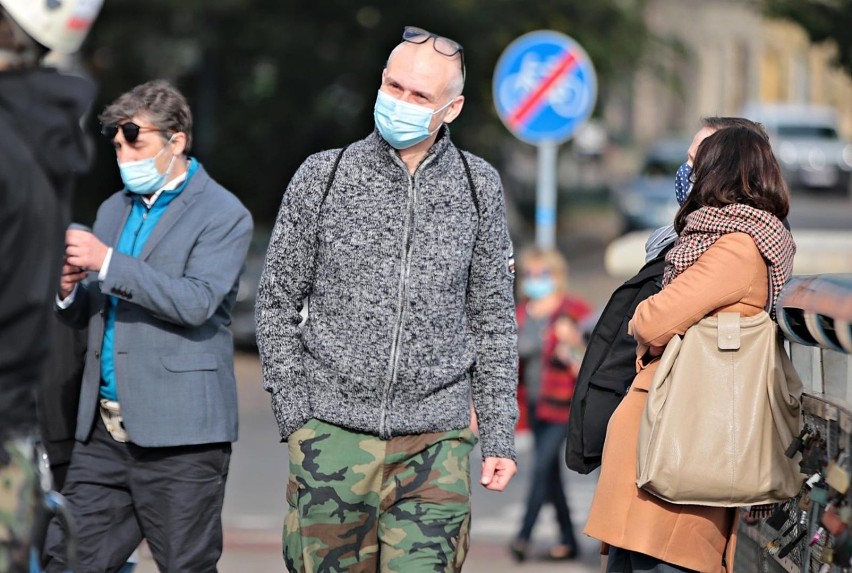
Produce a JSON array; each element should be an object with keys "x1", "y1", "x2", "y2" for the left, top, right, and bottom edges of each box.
[
  {"x1": 108, "y1": 161, "x2": 211, "y2": 259},
  {"x1": 367, "y1": 124, "x2": 454, "y2": 169},
  {"x1": 138, "y1": 161, "x2": 209, "y2": 259}
]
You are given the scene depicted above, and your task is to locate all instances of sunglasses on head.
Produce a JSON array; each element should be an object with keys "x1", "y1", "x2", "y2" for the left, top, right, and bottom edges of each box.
[
  {"x1": 100, "y1": 122, "x2": 162, "y2": 143},
  {"x1": 402, "y1": 26, "x2": 466, "y2": 81}
]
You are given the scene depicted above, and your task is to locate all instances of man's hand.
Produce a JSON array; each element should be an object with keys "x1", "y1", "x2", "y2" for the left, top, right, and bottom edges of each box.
[
  {"x1": 480, "y1": 457, "x2": 517, "y2": 491},
  {"x1": 65, "y1": 229, "x2": 108, "y2": 272},
  {"x1": 59, "y1": 261, "x2": 87, "y2": 299}
]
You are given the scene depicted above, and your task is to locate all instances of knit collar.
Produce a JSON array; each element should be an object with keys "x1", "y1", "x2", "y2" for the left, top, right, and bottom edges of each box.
[{"x1": 368, "y1": 124, "x2": 454, "y2": 165}]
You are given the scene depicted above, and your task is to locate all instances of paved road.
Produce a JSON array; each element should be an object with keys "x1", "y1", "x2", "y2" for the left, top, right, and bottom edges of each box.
[{"x1": 135, "y1": 351, "x2": 602, "y2": 572}]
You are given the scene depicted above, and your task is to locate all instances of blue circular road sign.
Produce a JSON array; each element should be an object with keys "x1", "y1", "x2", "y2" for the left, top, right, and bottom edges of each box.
[{"x1": 493, "y1": 30, "x2": 597, "y2": 145}]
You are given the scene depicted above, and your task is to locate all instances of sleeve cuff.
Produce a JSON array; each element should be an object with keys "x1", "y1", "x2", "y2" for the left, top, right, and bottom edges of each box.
[
  {"x1": 478, "y1": 431, "x2": 517, "y2": 462},
  {"x1": 56, "y1": 285, "x2": 78, "y2": 309},
  {"x1": 98, "y1": 248, "x2": 114, "y2": 281}
]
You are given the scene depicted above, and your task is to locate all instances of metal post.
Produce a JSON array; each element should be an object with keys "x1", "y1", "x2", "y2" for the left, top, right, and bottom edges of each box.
[{"x1": 535, "y1": 141, "x2": 558, "y2": 248}]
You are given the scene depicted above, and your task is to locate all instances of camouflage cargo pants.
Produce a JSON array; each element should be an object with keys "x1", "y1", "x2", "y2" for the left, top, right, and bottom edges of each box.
[
  {"x1": 285, "y1": 419, "x2": 477, "y2": 573},
  {"x1": 0, "y1": 434, "x2": 39, "y2": 573}
]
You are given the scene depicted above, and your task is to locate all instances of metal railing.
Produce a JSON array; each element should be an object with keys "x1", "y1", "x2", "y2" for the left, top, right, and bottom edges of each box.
[{"x1": 736, "y1": 274, "x2": 852, "y2": 572}]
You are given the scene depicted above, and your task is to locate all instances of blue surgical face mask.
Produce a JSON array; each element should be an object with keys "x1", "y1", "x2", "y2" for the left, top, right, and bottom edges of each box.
[
  {"x1": 522, "y1": 276, "x2": 556, "y2": 300},
  {"x1": 118, "y1": 136, "x2": 176, "y2": 195},
  {"x1": 374, "y1": 90, "x2": 454, "y2": 150},
  {"x1": 674, "y1": 161, "x2": 693, "y2": 205}
]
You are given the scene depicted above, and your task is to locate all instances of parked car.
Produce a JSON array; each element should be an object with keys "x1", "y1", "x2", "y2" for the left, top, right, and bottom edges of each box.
[
  {"x1": 741, "y1": 103, "x2": 852, "y2": 194},
  {"x1": 611, "y1": 137, "x2": 688, "y2": 232},
  {"x1": 230, "y1": 230, "x2": 273, "y2": 349},
  {"x1": 231, "y1": 249, "x2": 264, "y2": 349}
]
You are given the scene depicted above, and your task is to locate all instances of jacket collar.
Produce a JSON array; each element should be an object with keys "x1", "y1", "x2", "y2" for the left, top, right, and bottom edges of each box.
[
  {"x1": 110, "y1": 162, "x2": 211, "y2": 259},
  {"x1": 138, "y1": 162, "x2": 209, "y2": 259},
  {"x1": 367, "y1": 124, "x2": 454, "y2": 169}
]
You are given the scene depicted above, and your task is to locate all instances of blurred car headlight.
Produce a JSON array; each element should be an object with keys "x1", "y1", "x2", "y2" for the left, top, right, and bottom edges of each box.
[
  {"x1": 842, "y1": 144, "x2": 852, "y2": 170},
  {"x1": 620, "y1": 194, "x2": 646, "y2": 215},
  {"x1": 806, "y1": 148, "x2": 826, "y2": 170},
  {"x1": 778, "y1": 142, "x2": 798, "y2": 166}
]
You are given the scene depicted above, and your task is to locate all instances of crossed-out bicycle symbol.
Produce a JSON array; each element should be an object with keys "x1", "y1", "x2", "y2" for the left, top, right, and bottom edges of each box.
[{"x1": 499, "y1": 52, "x2": 593, "y2": 120}]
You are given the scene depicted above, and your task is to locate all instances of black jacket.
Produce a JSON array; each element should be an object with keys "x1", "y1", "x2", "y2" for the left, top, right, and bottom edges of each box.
[
  {"x1": 565, "y1": 244, "x2": 672, "y2": 474},
  {"x1": 0, "y1": 68, "x2": 94, "y2": 434},
  {"x1": 38, "y1": 317, "x2": 86, "y2": 468}
]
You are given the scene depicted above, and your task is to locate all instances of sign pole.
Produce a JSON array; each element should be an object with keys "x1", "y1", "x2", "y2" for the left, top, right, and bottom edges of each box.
[{"x1": 535, "y1": 141, "x2": 558, "y2": 248}]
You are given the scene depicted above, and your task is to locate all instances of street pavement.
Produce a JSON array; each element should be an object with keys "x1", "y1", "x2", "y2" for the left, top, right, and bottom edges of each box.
[{"x1": 135, "y1": 351, "x2": 603, "y2": 572}]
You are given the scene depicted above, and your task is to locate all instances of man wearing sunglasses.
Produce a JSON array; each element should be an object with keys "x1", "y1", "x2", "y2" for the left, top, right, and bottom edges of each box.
[
  {"x1": 42, "y1": 80, "x2": 253, "y2": 572},
  {"x1": 257, "y1": 26, "x2": 518, "y2": 572},
  {"x1": 0, "y1": 1, "x2": 102, "y2": 571}
]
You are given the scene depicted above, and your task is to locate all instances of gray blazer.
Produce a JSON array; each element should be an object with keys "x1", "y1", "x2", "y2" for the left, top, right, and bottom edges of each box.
[{"x1": 59, "y1": 164, "x2": 253, "y2": 447}]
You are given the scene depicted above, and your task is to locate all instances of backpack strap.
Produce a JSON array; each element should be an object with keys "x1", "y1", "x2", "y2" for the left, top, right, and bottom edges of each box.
[
  {"x1": 456, "y1": 148, "x2": 479, "y2": 219},
  {"x1": 318, "y1": 145, "x2": 476, "y2": 226},
  {"x1": 318, "y1": 145, "x2": 349, "y2": 217}
]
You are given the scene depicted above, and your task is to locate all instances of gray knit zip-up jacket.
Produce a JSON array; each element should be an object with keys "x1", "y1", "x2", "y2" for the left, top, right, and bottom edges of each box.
[{"x1": 256, "y1": 128, "x2": 519, "y2": 460}]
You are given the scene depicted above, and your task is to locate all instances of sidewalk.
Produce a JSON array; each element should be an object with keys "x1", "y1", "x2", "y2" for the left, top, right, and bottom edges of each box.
[{"x1": 134, "y1": 531, "x2": 601, "y2": 572}]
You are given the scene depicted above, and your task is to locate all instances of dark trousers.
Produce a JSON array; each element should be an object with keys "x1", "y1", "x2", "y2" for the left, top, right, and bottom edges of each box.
[
  {"x1": 43, "y1": 418, "x2": 231, "y2": 573},
  {"x1": 607, "y1": 547, "x2": 698, "y2": 572},
  {"x1": 516, "y1": 409, "x2": 577, "y2": 547}
]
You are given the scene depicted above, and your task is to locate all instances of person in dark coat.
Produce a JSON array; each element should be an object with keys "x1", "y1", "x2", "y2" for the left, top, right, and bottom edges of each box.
[
  {"x1": 0, "y1": 2, "x2": 101, "y2": 570},
  {"x1": 37, "y1": 318, "x2": 86, "y2": 491}
]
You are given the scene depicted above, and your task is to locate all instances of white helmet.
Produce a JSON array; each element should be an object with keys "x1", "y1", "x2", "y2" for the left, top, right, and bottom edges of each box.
[{"x1": 0, "y1": 0, "x2": 103, "y2": 54}]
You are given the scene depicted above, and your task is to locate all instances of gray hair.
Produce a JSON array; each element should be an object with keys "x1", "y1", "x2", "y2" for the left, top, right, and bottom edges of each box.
[
  {"x1": 100, "y1": 79, "x2": 193, "y2": 151},
  {"x1": 447, "y1": 63, "x2": 465, "y2": 98}
]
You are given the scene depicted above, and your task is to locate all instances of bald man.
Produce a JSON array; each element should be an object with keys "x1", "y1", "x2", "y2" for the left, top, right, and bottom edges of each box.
[{"x1": 257, "y1": 26, "x2": 518, "y2": 572}]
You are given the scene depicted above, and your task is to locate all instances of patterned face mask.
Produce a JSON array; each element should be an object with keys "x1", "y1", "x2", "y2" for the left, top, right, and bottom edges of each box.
[{"x1": 674, "y1": 161, "x2": 693, "y2": 205}]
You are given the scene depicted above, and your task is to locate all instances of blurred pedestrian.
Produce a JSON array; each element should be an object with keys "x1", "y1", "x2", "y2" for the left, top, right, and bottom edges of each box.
[
  {"x1": 585, "y1": 126, "x2": 795, "y2": 572},
  {"x1": 510, "y1": 246, "x2": 590, "y2": 562},
  {"x1": 0, "y1": 1, "x2": 101, "y2": 570},
  {"x1": 256, "y1": 25, "x2": 518, "y2": 572},
  {"x1": 42, "y1": 80, "x2": 253, "y2": 572}
]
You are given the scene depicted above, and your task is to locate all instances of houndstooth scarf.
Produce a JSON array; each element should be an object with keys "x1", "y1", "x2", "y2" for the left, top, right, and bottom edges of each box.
[{"x1": 663, "y1": 204, "x2": 796, "y2": 317}]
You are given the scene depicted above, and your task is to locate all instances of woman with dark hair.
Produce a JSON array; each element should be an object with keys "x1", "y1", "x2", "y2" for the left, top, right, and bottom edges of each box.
[{"x1": 584, "y1": 126, "x2": 796, "y2": 572}]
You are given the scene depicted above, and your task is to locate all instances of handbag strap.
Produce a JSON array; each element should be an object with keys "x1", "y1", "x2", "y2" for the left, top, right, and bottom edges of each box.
[{"x1": 717, "y1": 313, "x2": 741, "y2": 350}]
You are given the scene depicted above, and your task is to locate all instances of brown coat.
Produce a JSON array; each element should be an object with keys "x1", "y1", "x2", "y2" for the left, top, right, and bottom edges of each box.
[{"x1": 584, "y1": 233, "x2": 769, "y2": 572}]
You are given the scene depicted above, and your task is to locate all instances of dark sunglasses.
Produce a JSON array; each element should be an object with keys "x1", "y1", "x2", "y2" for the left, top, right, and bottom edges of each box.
[
  {"x1": 402, "y1": 26, "x2": 466, "y2": 81},
  {"x1": 100, "y1": 122, "x2": 162, "y2": 143}
]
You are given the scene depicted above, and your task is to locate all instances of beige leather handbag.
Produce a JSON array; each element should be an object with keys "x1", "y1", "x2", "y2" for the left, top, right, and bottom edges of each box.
[{"x1": 636, "y1": 311, "x2": 804, "y2": 506}]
